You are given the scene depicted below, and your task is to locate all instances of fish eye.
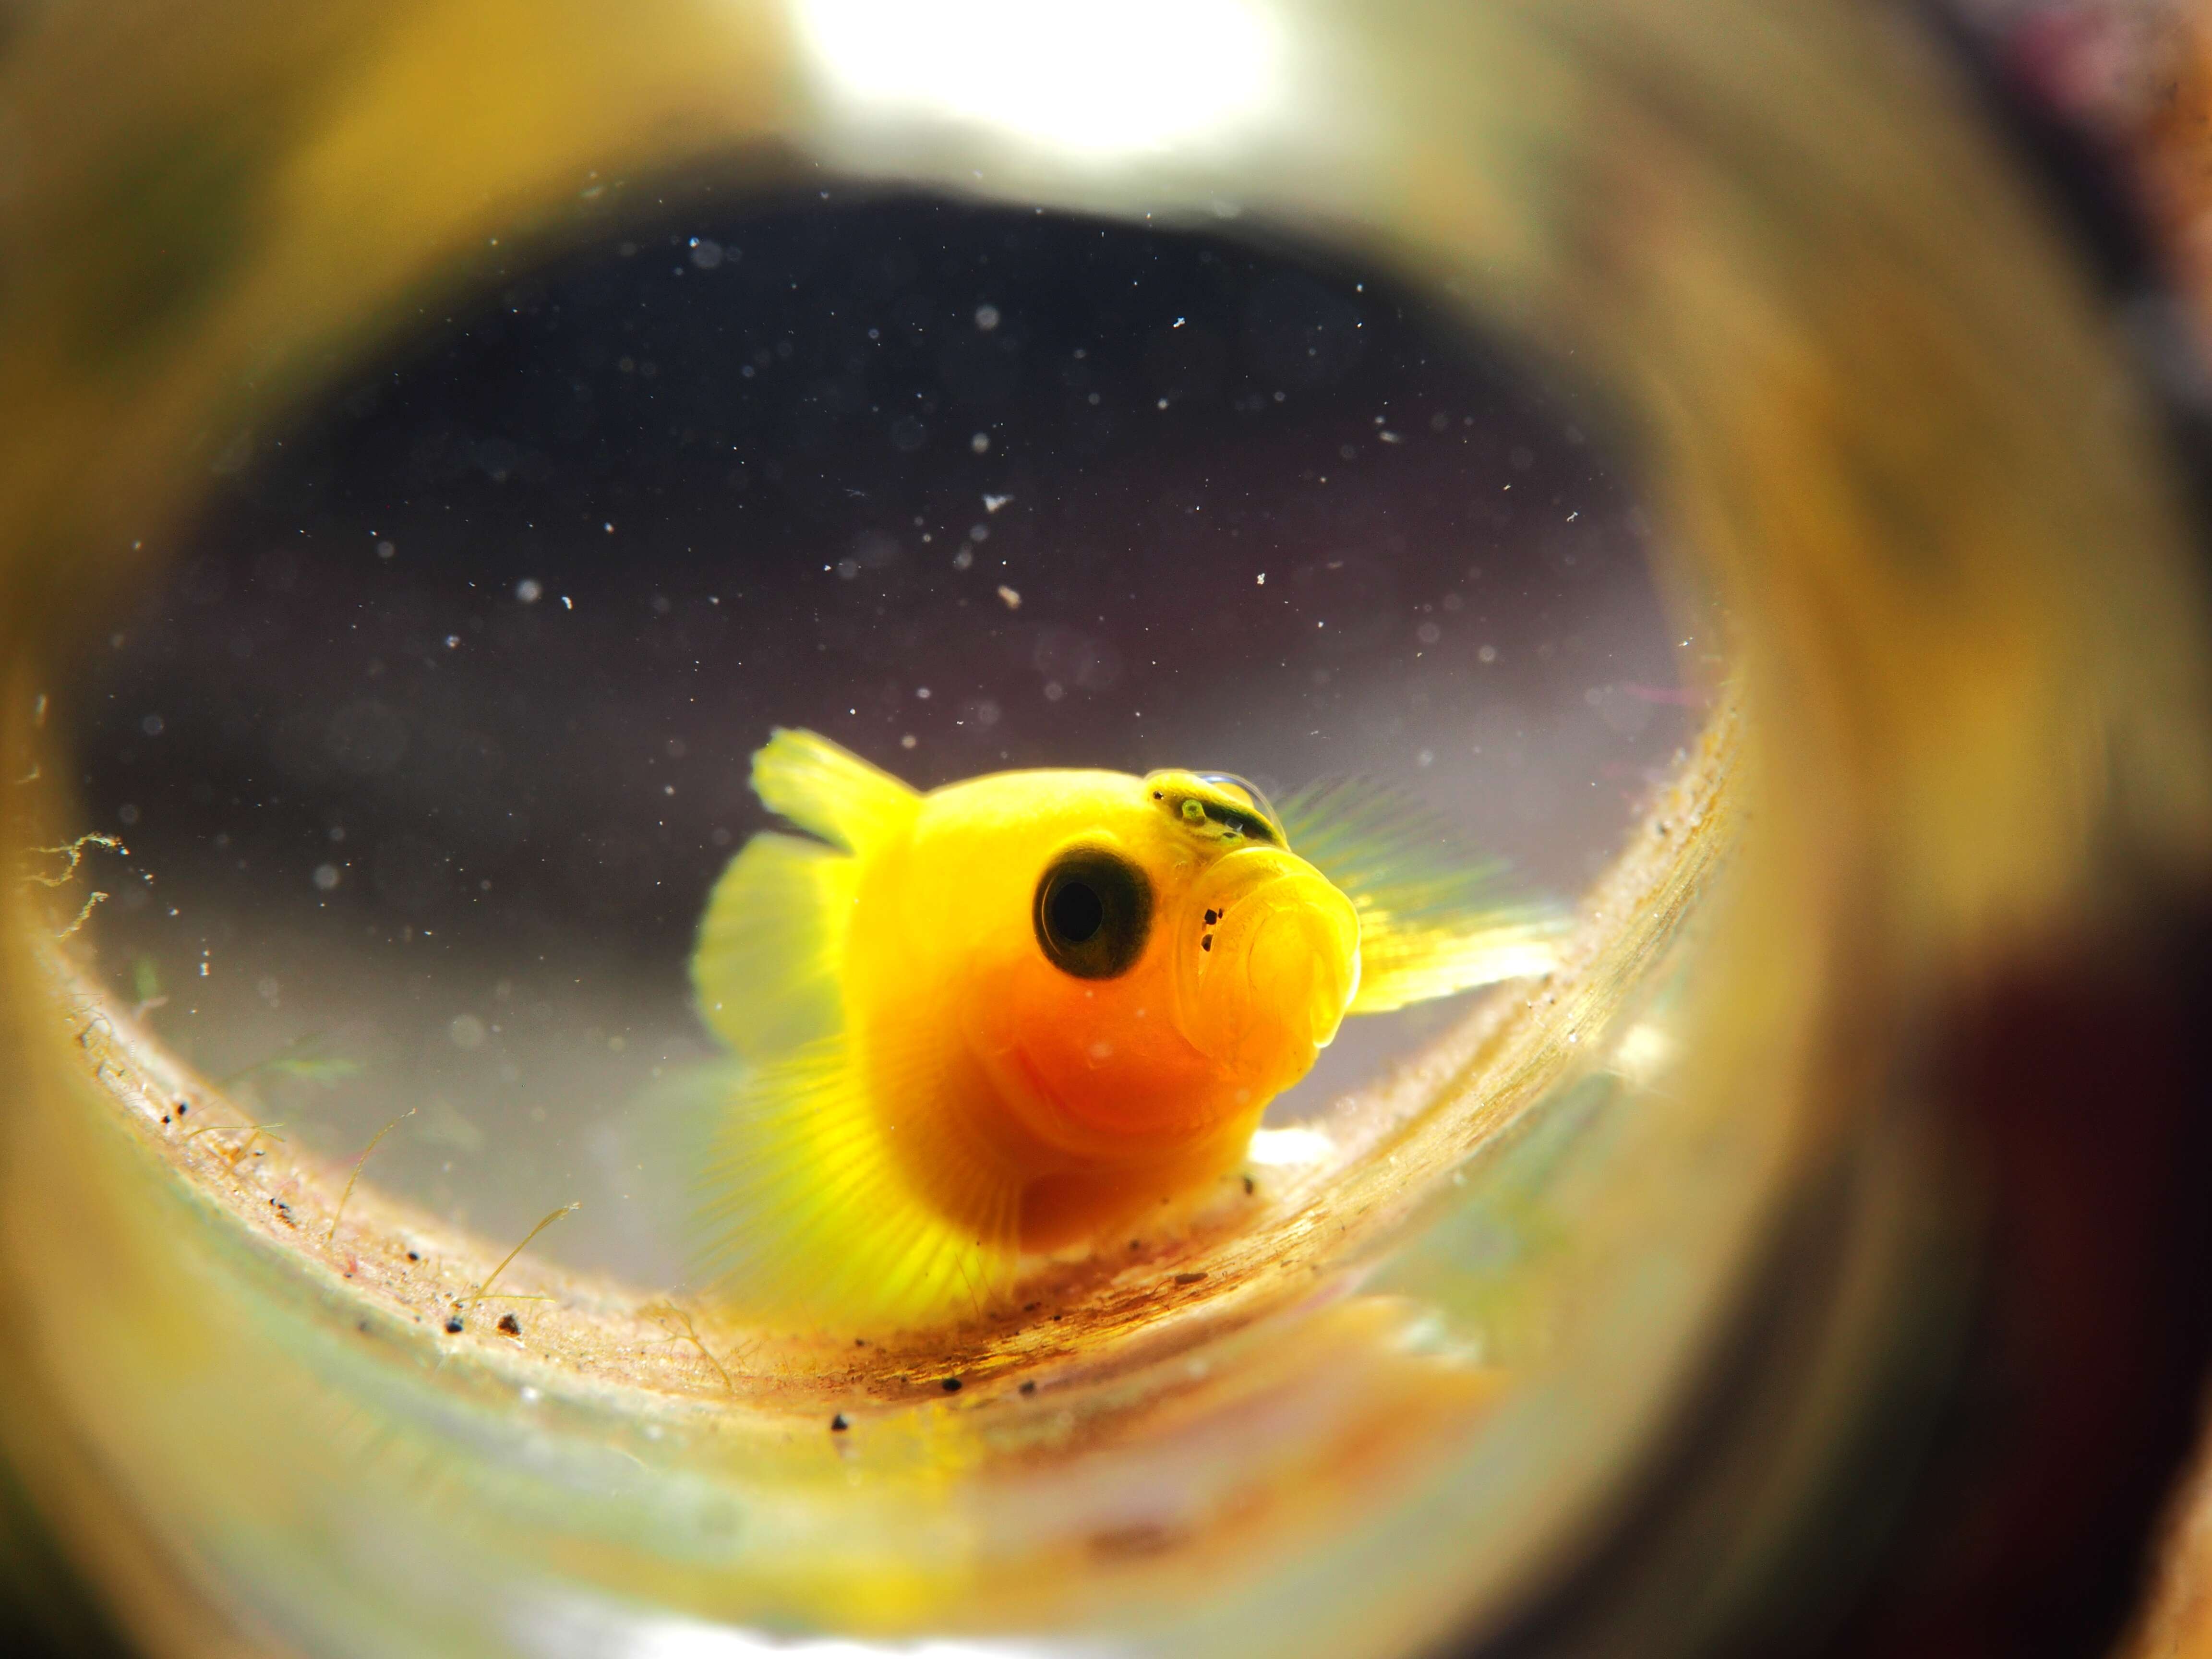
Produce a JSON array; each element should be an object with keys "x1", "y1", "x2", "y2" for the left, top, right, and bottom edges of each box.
[
  {"x1": 1150, "y1": 773, "x2": 1285, "y2": 845},
  {"x1": 1194, "y1": 773, "x2": 1281, "y2": 834},
  {"x1": 1034, "y1": 846, "x2": 1153, "y2": 979}
]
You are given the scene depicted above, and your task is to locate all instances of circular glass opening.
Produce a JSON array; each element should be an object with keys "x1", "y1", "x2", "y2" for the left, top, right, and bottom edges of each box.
[{"x1": 39, "y1": 192, "x2": 1689, "y2": 1290}]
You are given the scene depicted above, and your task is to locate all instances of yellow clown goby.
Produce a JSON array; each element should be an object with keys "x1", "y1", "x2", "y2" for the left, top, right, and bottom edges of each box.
[{"x1": 686, "y1": 729, "x2": 1560, "y2": 1331}]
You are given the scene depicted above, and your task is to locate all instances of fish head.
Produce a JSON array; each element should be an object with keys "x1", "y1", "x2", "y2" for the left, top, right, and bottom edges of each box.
[
  {"x1": 1022, "y1": 772, "x2": 1359, "y2": 1089},
  {"x1": 973, "y1": 768, "x2": 1357, "y2": 1148}
]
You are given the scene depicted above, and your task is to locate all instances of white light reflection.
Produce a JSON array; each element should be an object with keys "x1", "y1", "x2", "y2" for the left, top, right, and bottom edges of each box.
[
  {"x1": 789, "y1": 0, "x2": 1285, "y2": 157},
  {"x1": 1611, "y1": 1021, "x2": 1675, "y2": 1087},
  {"x1": 516, "y1": 1591, "x2": 1088, "y2": 1659},
  {"x1": 1246, "y1": 1124, "x2": 1335, "y2": 1167}
]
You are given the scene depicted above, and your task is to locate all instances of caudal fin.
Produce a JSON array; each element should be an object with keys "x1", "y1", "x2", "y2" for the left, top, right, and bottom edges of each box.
[
  {"x1": 690, "y1": 730, "x2": 921, "y2": 1063},
  {"x1": 692, "y1": 831, "x2": 858, "y2": 1063}
]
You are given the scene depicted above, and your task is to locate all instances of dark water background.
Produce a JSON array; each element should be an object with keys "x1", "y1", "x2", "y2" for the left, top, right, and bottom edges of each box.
[{"x1": 52, "y1": 194, "x2": 1693, "y2": 1280}]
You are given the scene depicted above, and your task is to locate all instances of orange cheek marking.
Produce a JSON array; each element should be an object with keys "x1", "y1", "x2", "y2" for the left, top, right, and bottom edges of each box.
[{"x1": 976, "y1": 952, "x2": 1235, "y2": 1153}]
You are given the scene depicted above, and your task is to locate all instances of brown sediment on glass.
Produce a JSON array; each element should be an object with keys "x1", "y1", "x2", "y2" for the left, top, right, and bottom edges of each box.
[{"x1": 29, "y1": 696, "x2": 1739, "y2": 1409}]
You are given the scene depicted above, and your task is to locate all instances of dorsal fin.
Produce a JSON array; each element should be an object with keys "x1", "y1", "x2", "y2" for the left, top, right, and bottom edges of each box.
[
  {"x1": 1278, "y1": 778, "x2": 1565, "y2": 1013},
  {"x1": 751, "y1": 728, "x2": 920, "y2": 855}
]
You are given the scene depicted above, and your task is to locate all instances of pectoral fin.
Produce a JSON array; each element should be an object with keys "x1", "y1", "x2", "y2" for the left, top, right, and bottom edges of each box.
[
  {"x1": 692, "y1": 1037, "x2": 1021, "y2": 1332},
  {"x1": 1278, "y1": 778, "x2": 1565, "y2": 1014}
]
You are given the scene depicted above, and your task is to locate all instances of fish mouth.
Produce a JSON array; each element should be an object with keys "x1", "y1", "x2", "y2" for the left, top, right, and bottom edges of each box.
[{"x1": 1178, "y1": 850, "x2": 1360, "y2": 1069}]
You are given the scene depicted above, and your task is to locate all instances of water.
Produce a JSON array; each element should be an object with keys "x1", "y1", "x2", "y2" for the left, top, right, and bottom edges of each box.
[{"x1": 48, "y1": 195, "x2": 1692, "y2": 1283}]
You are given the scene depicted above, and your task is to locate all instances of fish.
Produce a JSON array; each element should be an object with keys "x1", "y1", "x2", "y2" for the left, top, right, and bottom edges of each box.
[{"x1": 687, "y1": 728, "x2": 1562, "y2": 1331}]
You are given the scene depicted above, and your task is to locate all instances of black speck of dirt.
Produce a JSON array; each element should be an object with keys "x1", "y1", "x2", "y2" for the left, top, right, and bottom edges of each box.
[
  {"x1": 497, "y1": 1312, "x2": 522, "y2": 1336},
  {"x1": 1242, "y1": 1174, "x2": 1256, "y2": 1195},
  {"x1": 1019, "y1": 1380, "x2": 1037, "y2": 1395},
  {"x1": 445, "y1": 1315, "x2": 464, "y2": 1334},
  {"x1": 830, "y1": 1412, "x2": 851, "y2": 1432},
  {"x1": 1128, "y1": 1239, "x2": 1142, "y2": 1251},
  {"x1": 174, "y1": 1103, "x2": 188, "y2": 1116},
  {"x1": 357, "y1": 1320, "x2": 370, "y2": 1334},
  {"x1": 161, "y1": 1114, "x2": 170, "y2": 1125},
  {"x1": 407, "y1": 1250, "x2": 420, "y2": 1261},
  {"x1": 1022, "y1": 1301, "x2": 1040, "y2": 1312},
  {"x1": 854, "y1": 1337, "x2": 866, "y2": 1346},
  {"x1": 939, "y1": 1376, "x2": 963, "y2": 1393},
  {"x1": 1053, "y1": 1313, "x2": 1065, "y2": 1321},
  {"x1": 1174, "y1": 1271, "x2": 1208, "y2": 1285}
]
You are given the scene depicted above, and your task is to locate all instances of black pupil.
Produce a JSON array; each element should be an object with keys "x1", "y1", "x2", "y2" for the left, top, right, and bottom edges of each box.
[
  {"x1": 1049, "y1": 879, "x2": 1104, "y2": 944},
  {"x1": 1034, "y1": 847, "x2": 1152, "y2": 978}
]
